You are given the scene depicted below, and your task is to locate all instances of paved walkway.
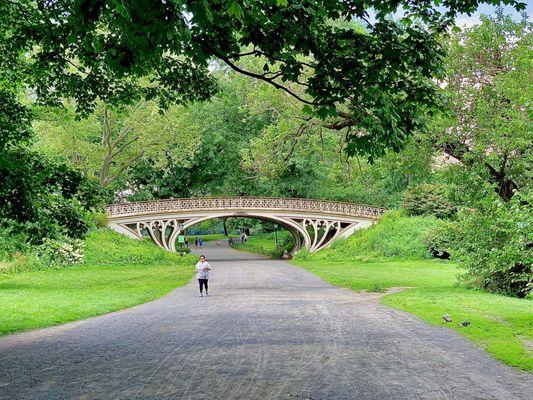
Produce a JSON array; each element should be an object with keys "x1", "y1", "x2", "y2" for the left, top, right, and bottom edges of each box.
[{"x1": 0, "y1": 241, "x2": 531, "y2": 399}]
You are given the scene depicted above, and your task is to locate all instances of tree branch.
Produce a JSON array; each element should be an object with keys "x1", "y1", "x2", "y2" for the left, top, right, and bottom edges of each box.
[
  {"x1": 227, "y1": 49, "x2": 258, "y2": 58},
  {"x1": 107, "y1": 150, "x2": 145, "y2": 185},
  {"x1": 214, "y1": 52, "x2": 322, "y2": 106},
  {"x1": 109, "y1": 102, "x2": 142, "y2": 149},
  {"x1": 283, "y1": 123, "x2": 309, "y2": 161},
  {"x1": 254, "y1": 50, "x2": 317, "y2": 69},
  {"x1": 111, "y1": 136, "x2": 140, "y2": 158},
  {"x1": 322, "y1": 118, "x2": 357, "y2": 130},
  {"x1": 442, "y1": 141, "x2": 471, "y2": 163}
]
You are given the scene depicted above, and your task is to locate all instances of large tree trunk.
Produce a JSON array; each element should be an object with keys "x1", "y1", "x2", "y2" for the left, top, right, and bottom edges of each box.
[
  {"x1": 98, "y1": 105, "x2": 144, "y2": 188},
  {"x1": 484, "y1": 159, "x2": 518, "y2": 202},
  {"x1": 99, "y1": 107, "x2": 112, "y2": 187},
  {"x1": 222, "y1": 217, "x2": 228, "y2": 236}
]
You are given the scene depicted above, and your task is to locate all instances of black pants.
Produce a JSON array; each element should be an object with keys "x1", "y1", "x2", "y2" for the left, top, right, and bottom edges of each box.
[{"x1": 198, "y1": 278, "x2": 208, "y2": 293}]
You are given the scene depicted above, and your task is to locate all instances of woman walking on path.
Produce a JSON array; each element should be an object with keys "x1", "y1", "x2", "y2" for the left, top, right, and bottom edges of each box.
[{"x1": 196, "y1": 255, "x2": 211, "y2": 297}]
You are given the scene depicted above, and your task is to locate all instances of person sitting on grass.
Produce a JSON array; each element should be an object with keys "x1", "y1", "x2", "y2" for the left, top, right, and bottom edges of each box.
[{"x1": 196, "y1": 255, "x2": 211, "y2": 297}]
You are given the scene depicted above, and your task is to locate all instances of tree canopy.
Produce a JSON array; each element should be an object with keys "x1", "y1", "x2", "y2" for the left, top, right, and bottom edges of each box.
[
  {"x1": 433, "y1": 11, "x2": 531, "y2": 201},
  {"x1": 3, "y1": 0, "x2": 527, "y2": 158}
]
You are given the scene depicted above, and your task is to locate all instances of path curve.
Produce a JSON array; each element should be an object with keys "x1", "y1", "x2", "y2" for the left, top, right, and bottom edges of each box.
[{"x1": 0, "y1": 241, "x2": 531, "y2": 399}]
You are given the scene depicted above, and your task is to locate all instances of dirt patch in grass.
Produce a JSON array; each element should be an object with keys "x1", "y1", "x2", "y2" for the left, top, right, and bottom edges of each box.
[{"x1": 358, "y1": 286, "x2": 413, "y2": 300}]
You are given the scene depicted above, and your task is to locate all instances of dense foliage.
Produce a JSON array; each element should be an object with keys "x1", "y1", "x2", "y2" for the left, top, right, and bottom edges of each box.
[
  {"x1": 1, "y1": 1, "x2": 104, "y2": 254},
  {"x1": 0, "y1": 93, "x2": 102, "y2": 252},
  {"x1": 425, "y1": 13, "x2": 532, "y2": 297},
  {"x1": 403, "y1": 184, "x2": 457, "y2": 219},
  {"x1": 1, "y1": 150, "x2": 102, "y2": 241},
  {"x1": 432, "y1": 11, "x2": 531, "y2": 202},
  {"x1": 433, "y1": 193, "x2": 532, "y2": 298},
  {"x1": 4, "y1": 0, "x2": 526, "y2": 158}
]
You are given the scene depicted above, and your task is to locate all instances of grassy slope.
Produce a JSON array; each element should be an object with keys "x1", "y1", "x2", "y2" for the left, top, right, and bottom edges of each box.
[
  {"x1": 0, "y1": 229, "x2": 195, "y2": 336},
  {"x1": 305, "y1": 211, "x2": 440, "y2": 262},
  {"x1": 292, "y1": 213, "x2": 533, "y2": 371}
]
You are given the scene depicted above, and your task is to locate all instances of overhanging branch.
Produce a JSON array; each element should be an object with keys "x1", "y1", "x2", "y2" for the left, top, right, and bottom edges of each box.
[{"x1": 214, "y1": 52, "x2": 322, "y2": 106}]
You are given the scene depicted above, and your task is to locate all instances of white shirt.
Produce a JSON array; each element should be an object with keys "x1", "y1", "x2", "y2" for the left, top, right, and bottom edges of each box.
[{"x1": 195, "y1": 261, "x2": 211, "y2": 279}]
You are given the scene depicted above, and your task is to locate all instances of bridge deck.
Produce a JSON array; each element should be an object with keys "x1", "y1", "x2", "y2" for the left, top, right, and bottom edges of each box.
[{"x1": 106, "y1": 197, "x2": 386, "y2": 220}]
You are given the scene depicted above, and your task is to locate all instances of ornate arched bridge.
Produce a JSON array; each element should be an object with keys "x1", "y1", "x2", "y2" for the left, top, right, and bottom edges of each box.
[{"x1": 106, "y1": 197, "x2": 386, "y2": 253}]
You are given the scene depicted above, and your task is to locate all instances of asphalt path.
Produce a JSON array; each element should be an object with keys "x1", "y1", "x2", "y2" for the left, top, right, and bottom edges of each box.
[{"x1": 0, "y1": 241, "x2": 531, "y2": 399}]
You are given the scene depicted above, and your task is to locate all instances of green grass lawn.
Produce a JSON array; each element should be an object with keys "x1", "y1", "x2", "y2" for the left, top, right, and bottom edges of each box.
[
  {"x1": 295, "y1": 259, "x2": 533, "y2": 371},
  {"x1": 0, "y1": 229, "x2": 195, "y2": 336},
  {"x1": 232, "y1": 231, "x2": 291, "y2": 257},
  {"x1": 233, "y1": 234, "x2": 278, "y2": 255}
]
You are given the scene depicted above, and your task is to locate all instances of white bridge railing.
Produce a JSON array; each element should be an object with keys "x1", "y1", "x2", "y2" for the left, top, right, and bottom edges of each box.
[{"x1": 106, "y1": 197, "x2": 386, "y2": 219}]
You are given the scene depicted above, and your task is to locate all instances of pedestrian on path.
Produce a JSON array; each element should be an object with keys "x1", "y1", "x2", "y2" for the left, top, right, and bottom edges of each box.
[
  {"x1": 194, "y1": 236, "x2": 199, "y2": 249},
  {"x1": 196, "y1": 255, "x2": 211, "y2": 297},
  {"x1": 199, "y1": 237, "x2": 204, "y2": 249}
]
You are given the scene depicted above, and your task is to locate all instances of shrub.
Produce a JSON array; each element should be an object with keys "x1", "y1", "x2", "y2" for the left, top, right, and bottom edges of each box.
[
  {"x1": 403, "y1": 183, "x2": 457, "y2": 219},
  {"x1": 90, "y1": 212, "x2": 109, "y2": 229},
  {"x1": 178, "y1": 246, "x2": 191, "y2": 254},
  {"x1": 0, "y1": 222, "x2": 88, "y2": 272},
  {"x1": 37, "y1": 237, "x2": 85, "y2": 266},
  {"x1": 0, "y1": 252, "x2": 42, "y2": 274},
  {"x1": 0, "y1": 147, "x2": 103, "y2": 243},
  {"x1": 434, "y1": 192, "x2": 532, "y2": 298},
  {"x1": 424, "y1": 223, "x2": 452, "y2": 259},
  {"x1": 0, "y1": 222, "x2": 32, "y2": 260}
]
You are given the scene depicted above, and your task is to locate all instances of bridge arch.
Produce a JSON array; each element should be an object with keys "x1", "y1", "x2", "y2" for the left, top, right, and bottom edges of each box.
[
  {"x1": 179, "y1": 213, "x2": 309, "y2": 253},
  {"x1": 106, "y1": 197, "x2": 385, "y2": 253}
]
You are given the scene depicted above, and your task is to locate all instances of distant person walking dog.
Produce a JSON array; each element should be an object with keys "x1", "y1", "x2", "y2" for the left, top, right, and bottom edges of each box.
[{"x1": 196, "y1": 255, "x2": 211, "y2": 297}]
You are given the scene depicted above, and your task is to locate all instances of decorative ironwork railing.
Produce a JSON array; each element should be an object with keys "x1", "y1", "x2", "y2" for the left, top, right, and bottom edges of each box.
[{"x1": 105, "y1": 197, "x2": 386, "y2": 219}]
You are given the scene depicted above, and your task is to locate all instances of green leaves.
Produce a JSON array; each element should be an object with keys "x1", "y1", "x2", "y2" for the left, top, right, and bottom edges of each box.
[
  {"x1": 0, "y1": 89, "x2": 33, "y2": 150},
  {"x1": 435, "y1": 192, "x2": 532, "y2": 298},
  {"x1": 403, "y1": 184, "x2": 457, "y2": 219},
  {"x1": 434, "y1": 13, "x2": 531, "y2": 202},
  {"x1": 227, "y1": 1, "x2": 244, "y2": 18},
  {"x1": 4, "y1": 0, "x2": 524, "y2": 158},
  {"x1": 0, "y1": 146, "x2": 102, "y2": 243},
  {"x1": 113, "y1": 1, "x2": 132, "y2": 21}
]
